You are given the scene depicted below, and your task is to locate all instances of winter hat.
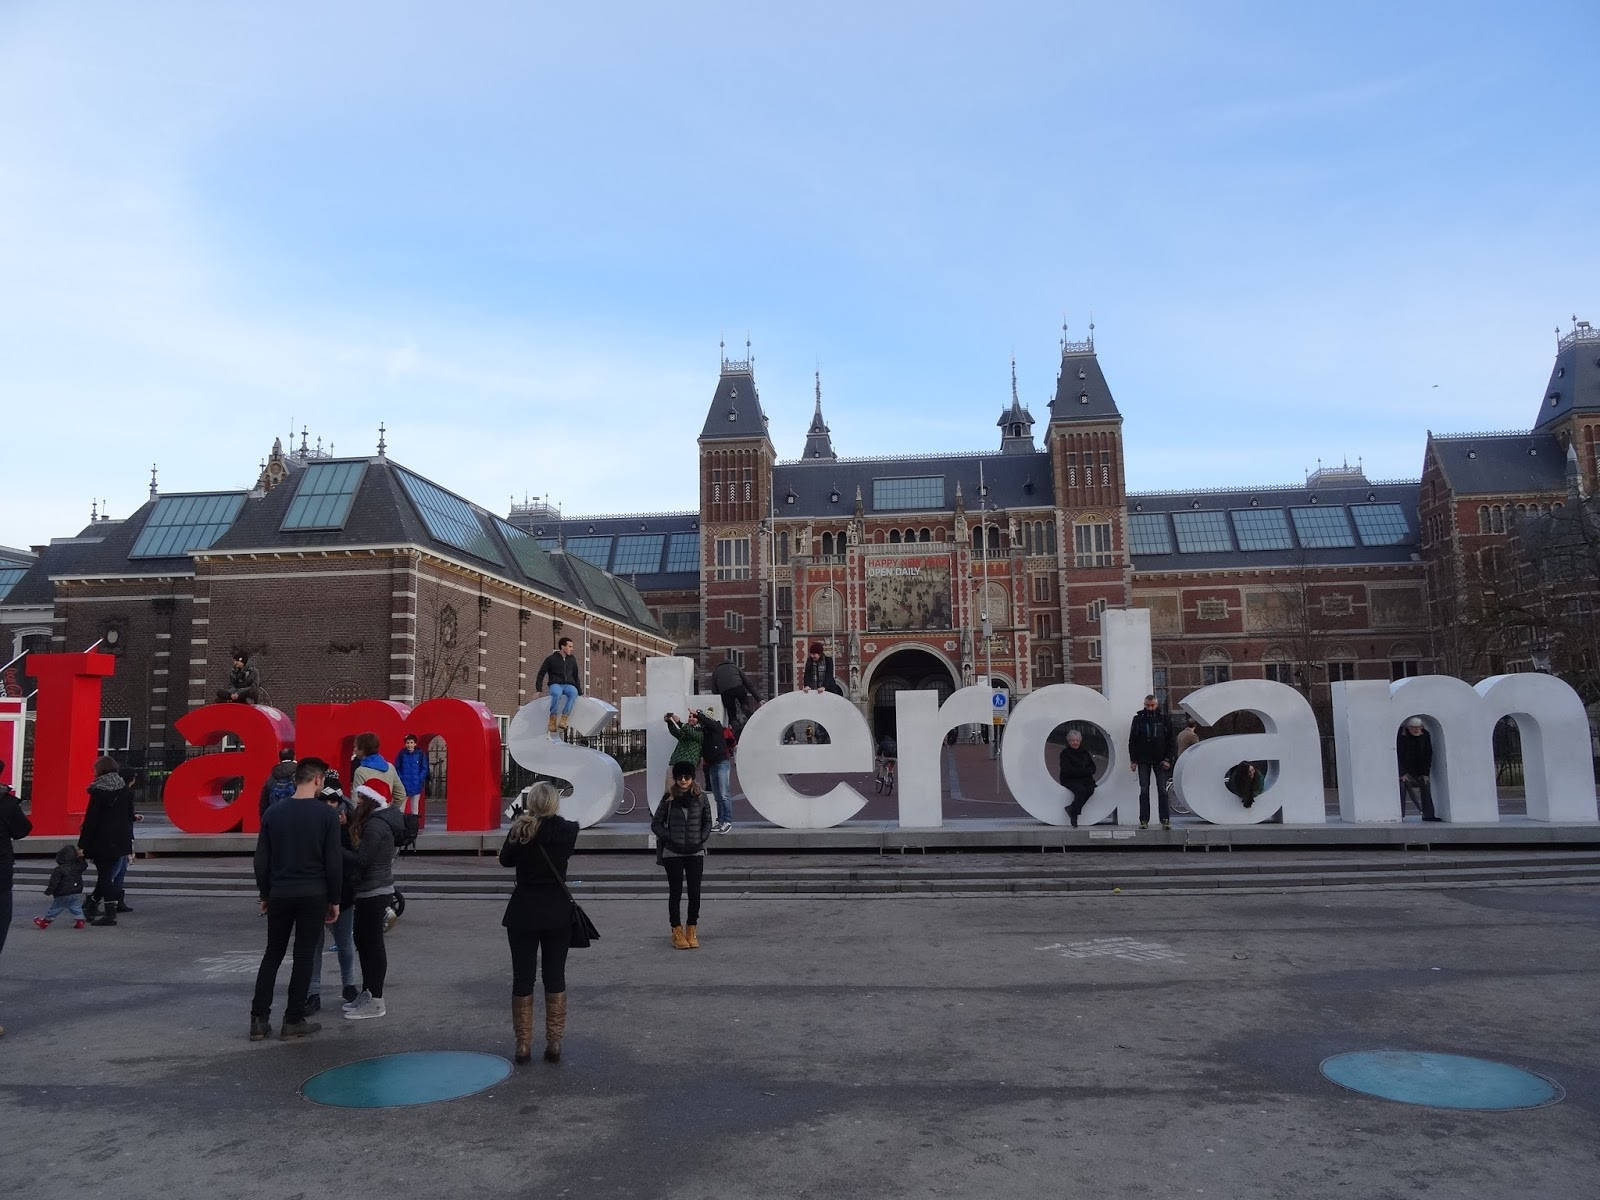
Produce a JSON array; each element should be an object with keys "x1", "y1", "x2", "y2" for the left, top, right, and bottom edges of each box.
[
  {"x1": 808, "y1": 641, "x2": 824, "y2": 655},
  {"x1": 355, "y1": 779, "x2": 394, "y2": 807}
]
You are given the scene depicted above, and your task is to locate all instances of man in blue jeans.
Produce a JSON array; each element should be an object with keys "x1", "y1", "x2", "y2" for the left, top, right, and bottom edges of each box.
[
  {"x1": 535, "y1": 637, "x2": 583, "y2": 736},
  {"x1": 697, "y1": 709, "x2": 735, "y2": 832}
]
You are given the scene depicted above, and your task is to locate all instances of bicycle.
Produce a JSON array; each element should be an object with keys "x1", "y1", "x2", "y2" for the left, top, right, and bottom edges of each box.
[{"x1": 874, "y1": 756, "x2": 896, "y2": 794}]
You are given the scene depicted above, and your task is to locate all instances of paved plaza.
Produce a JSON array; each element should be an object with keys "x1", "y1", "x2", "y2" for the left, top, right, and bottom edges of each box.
[{"x1": 2, "y1": 866, "x2": 1597, "y2": 1199}]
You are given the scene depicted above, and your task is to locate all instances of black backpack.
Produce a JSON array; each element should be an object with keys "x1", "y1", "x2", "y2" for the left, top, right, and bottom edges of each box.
[{"x1": 393, "y1": 812, "x2": 420, "y2": 853}]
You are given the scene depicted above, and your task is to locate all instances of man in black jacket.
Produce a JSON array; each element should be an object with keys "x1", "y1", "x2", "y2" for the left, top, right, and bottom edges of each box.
[
  {"x1": 250, "y1": 757, "x2": 341, "y2": 1041},
  {"x1": 710, "y1": 656, "x2": 762, "y2": 733},
  {"x1": 1127, "y1": 694, "x2": 1176, "y2": 829},
  {"x1": 217, "y1": 653, "x2": 260, "y2": 704},
  {"x1": 0, "y1": 758, "x2": 34, "y2": 1034},
  {"x1": 534, "y1": 637, "x2": 583, "y2": 736},
  {"x1": 1396, "y1": 718, "x2": 1441, "y2": 821},
  {"x1": 697, "y1": 709, "x2": 735, "y2": 832}
]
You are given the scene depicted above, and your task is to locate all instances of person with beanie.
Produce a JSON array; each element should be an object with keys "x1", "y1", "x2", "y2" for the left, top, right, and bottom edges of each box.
[
  {"x1": 651, "y1": 762, "x2": 713, "y2": 950},
  {"x1": 343, "y1": 777, "x2": 406, "y2": 1021},
  {"x1": 498, "y1": 781, "x2": 580, "y2": 1064},
  {"x1": 34, "y1": 845, "x2": 88, "y2": 930},
  {"x1": 258, "y1": 747, "x2": 298, "y2": 818},
  {"x1": 77, "y1": 756, "x2": 135, "y2": 926}
]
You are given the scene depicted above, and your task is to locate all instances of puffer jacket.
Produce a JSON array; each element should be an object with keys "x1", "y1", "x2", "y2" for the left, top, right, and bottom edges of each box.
[
  {"x1": 0, "y1": 784, "x2": 32, "y2": 889},
  {"x1": 46, "y1": 845, "x2": 85, "y2": 896},
  {"x1": 1058, "y1": 745, "x2": 1098, "y2": 789},
  {"x1": 78, "y1": 772, "x2": 136, "y2": 861},
  {"x1": 350, "y1": 805, "x2": 406, "y2": 898},
  {"x1": 652, "y1": 787, "x2": 712, "y2": 858}
]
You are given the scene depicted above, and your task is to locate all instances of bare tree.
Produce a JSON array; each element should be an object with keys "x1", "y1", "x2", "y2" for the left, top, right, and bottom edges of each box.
[{"x1": 414, "y1": 578, "x2": 475, "y2": 701}]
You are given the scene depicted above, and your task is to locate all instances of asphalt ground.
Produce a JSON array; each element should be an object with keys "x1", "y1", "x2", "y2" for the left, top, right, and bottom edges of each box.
[{"x1": 1, "y1": 877, "x2": 1596, "y2": 1199}]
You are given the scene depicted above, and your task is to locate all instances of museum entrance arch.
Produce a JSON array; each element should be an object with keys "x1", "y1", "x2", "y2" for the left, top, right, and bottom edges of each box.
[{"x1": 867, "y1": 648, "x2": 958, "y2": 741}]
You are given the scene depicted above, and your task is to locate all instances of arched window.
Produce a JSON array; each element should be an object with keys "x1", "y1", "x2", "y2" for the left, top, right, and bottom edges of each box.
[
  {"x1": 810, "y1": 587, "x2": 843, "y2": 632},
  {"x1": 838, "y1": 530, "x2": 849, "y2": 553},
  {"x1": 1478, "y1": 505, "x2": 1490, "y2": 533},
  {"x1": 988, "y1": 526, "x2": 1001, "y2": 551},
  {"x1": 981, "y1": 581, "x2": 1011, "y2": 630},
  {"x1": 1200, "y1": 648, "x2": 1232, "y2": 687},
  {"x1": 918, "y1": 528, "x2": 931, "y2": 542},
  {"x1": 972, "y1": 525, "x2": 984, "y2": 552},
  {"x1": 1490, "y1": 506, "x2": 1504, "y2": 533},
  {"x1": 821, "y1": 532, "x2": 834, "y2": 557},
  {"x1": 889, "y1": 529, "x2": 901, "y2": 544}
]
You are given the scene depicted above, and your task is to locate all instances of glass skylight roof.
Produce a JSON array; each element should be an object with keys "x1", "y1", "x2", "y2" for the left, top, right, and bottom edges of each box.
[
  {"x1": 873, "y1": 476, "x2": 945, "y2": 511},
  {"x1": 0, "y1": 566, "x2": 26, "y2": 600},
  {"x1": 394, "y1": 467, "x2": 505, "y2": 567},
  {"x1": 130, "y1": 494, "x2": 246, "y2": 559},
  {"x1": 664, "y1": 532, "x2": 700, "y2": 573},
  {"x1": 612, "y1": 534, "x2": 665, "y2": 575},
  {"x1": 1289, "y1": 506, "x2": 1356, "y2": 548},
  {"x1": 281, "y1": 462, "x2": 366, "y2": 531},
  {"x1": 1172, "y1": 510, "x2": 1234, "y2": 553},
  {"x1": 564, "y1": 536, "x2": 614, "y2": 568},
  {"x1": 1350, "y1": 503, "x2": 1410, "y2": 546},
  {"x1": 1230, "y1": 508, "x2": 1294, "y2": 551},
  {"x1": 1127, "y1": 513, "x2": 1173, "y2": 555},
  {"x1": 494, "y1": 518, "x2": 566, "y2": 592}
]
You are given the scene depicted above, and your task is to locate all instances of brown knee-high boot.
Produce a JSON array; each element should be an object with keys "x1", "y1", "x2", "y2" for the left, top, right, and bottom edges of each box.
[
  {"x1": 544, "y1": 991, "x2": 567, "y2": 1063},
  {"x1": 512, "y1": 995, "x2": 534, "y2": 1065}
]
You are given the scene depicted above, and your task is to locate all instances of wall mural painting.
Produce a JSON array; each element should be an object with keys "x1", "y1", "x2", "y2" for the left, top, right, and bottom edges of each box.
[{"x1": 865, "y1": 555, "x2": 953, "y2": 631}]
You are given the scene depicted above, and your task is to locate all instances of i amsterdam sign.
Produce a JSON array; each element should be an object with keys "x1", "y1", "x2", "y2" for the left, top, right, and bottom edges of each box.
[{"x1": 6, "y1": 612, "x2": 1595, "y2": 836}]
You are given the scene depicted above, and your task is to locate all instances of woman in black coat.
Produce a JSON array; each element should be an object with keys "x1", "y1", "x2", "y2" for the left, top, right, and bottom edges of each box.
[
  {"x1": 77, "y1": 756, "x2": 135, "y2": 927},
  {"x1": 499, "y1": 781, "x2": 579, "y2": 1065},
  {"x1": 1058, "y1": 730, "x2": 1098, "y2": 828},
  {"x1": 1, "y1": 757, "x2": 34, "y2": 1035}
]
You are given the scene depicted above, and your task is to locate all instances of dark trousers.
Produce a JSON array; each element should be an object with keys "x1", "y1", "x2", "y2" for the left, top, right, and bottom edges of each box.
[
  {"x1": 90, "y1": 857, "x2": 124, "y2": 905},
  {"x1": 720, "y1": 686, "x2": 759, "y2": 731},
  {"x1": 1401, "y1": 775, "x2": 1438, "y2": 820},
  {"x1": 1063, "y1": 781, "x2": 1094, "y2": 821},
  {"x1": 507, "y1": 926, "x2": 570, "y2": 997},
  {"x1": 252, "y1": 895, "x2": 325, "y2": 1021},
  {"x1": 1136, "y1": 763, "x2": 1172, "y2": 823},
  {"x1": 353, "y1": 895, "x2": 390, "y2": 998},
  {"x1": 664, "y1": 856, "x2": 703, "y2": 927},
  {"x1": 216, "y1": 687, "x2": 259, "y2": 704},
  {"x1": 0, "y1": 881, "x2": 12, "y2": 960}
]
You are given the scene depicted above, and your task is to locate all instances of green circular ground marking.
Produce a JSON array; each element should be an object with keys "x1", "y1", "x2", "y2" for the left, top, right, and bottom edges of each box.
[
  {"x1": 302, "y1": 1051, "x2": 511, "y2": 1108},
  {"x1": 1320, "y1": 1050, "x2": 1561, "y2": 1110}
]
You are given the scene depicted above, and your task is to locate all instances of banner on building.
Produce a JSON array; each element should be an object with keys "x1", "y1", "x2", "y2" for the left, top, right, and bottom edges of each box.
[{"x1": 865, "y1": 554, "x2": 953, "y2": 631}]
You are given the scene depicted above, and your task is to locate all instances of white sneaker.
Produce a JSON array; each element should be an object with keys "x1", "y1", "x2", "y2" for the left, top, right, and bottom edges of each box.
[
  {"x1": 342, "y1": 989, "x2": 370, "y2": 1012},
  {"x1": 715, "y1": 821, "x2": 733, "y2": 833},
  {"x1": 343, "y1": 995, "x2": 387, "y2": 1020}
]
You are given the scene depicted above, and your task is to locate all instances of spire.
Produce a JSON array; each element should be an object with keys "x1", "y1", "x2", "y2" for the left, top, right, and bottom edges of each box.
[
  {"x1": 997, "y1": 355, "x2": 1036, "y2": 453},
  {"x1": 149, "y1": 463, "x2": 158, "y2": 500},
  {"x1": 802, "y1": 369, "x2": 837, "y2": 460},
  {"x1": 377, "y1": 422, "x2": 387, "y2": 457},
  {"x1": 90, "y1": 498, "x2": 98, "y2": 523}
]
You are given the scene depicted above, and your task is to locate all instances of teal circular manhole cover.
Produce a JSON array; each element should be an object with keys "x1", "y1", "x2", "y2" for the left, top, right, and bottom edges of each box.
[
  {"x1": 303, "y1": 1051, "x2": 512, "y2": 1108},
  {"x1": 1320, "y1": 1051, "x2": 1561, "y2": 1110}
]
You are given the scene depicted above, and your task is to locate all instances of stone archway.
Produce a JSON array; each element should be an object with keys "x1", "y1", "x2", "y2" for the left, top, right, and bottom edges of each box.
[{"x1": 866, "y1": 646, "x2": 959, "y2": 741}]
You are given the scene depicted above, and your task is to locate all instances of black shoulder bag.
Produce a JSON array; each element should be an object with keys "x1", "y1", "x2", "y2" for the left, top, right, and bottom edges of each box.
[{"x1": 538, "y1": 843, "x2": 599, "y2": 949}]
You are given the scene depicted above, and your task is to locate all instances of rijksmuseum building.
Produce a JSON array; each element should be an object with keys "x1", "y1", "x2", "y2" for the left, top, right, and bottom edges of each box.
[{"x1": 2, "y1": 318, "x2": 1597, "y2": 764}]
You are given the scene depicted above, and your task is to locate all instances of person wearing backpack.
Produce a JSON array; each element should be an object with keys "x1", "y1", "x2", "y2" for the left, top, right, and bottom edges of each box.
[
  {"x1": 258, "y1": 748, "x2": 298, "y2": 818},
  {"x1": 498, "y1": 781, "x2": 579, "y2": 1064},
  {"x1": 343, "y1": 778, "x2": 406, "y2": 1021}
]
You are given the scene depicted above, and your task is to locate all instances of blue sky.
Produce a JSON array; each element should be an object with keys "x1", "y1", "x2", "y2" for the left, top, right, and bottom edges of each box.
[{"x1": 2, "y1": 1, "x2": 1596, "y2": 550}]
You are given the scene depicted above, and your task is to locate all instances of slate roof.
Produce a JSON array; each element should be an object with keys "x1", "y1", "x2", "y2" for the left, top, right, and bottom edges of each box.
[
  {"x1": 1049, "y1": 346, "x2": 1121, "y2": 423},
  {"x1": 1427, "y1": 432, "x2": 1568, "y2": 496},
  {"x1": 699, "y1": 365, "x2": 772, "y2": 442},
  {"x1": 1533, "y1": 324, "x2": 1600, "y2": 432},
  {"x1": 801, "y1": 394, "x2": 837, "y2": 460},
  {"x1": 1127, "y1": 478, "x2": 1423, "y2": 571},
  {"x1": 1, "y1": 457, "x2": 661, "y2": 634},
  {"x1": 773, "y1": 451, "x2": 1055, "y2": 517}
]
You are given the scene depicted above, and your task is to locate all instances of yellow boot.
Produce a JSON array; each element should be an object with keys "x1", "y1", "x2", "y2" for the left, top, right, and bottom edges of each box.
[
  {"x1": 546, "y1": 712, "x2": 558, "y2": 736},
  {"x1": 558, "y1": 713, "x2": 571, "y2": 732},
  {"x1": 671, "y1": 925, "x2": 689, "y2": 950},
  {"x1": 685, "y1": 925, "x2": 700, "y2": 949}
]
